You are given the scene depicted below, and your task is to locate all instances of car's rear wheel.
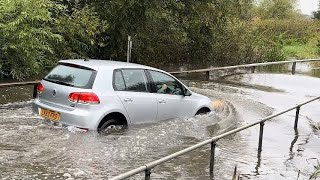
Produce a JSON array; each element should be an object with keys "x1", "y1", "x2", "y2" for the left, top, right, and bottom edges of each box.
[{"x1": 97, "y1": 119, "x2": 121, "y2": 133}]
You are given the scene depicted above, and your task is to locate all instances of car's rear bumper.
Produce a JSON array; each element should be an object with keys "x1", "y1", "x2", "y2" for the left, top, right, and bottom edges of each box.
[{"x1": 32, "y1": 99, "x2": 99, "y2": 130}]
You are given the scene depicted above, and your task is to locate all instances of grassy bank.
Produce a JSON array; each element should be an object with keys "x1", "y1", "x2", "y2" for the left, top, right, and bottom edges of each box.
[
  {"x1": 284, "y1": 38, "x2": 320, "y2": 59},
  {"x1": 284, "y1": 44, "x2": 320, "y2": 59}
]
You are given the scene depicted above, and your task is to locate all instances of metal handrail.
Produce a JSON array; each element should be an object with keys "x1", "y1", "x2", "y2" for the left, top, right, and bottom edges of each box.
[
  {"x1": 0, "y1": 80, "x2": 40, "y2": 98},
  {"x1": 0, "y1": 59, "x2": 318, "y2": 88},
  {"x1": 169, "y1": 58, "x2": 320, "y2": 74},
  {"x1": 0, "y1": 80, "x2": 39, "y2": 88},
  {"x1": 110, "y1": 96, "x2": 320, "y2": 180}
]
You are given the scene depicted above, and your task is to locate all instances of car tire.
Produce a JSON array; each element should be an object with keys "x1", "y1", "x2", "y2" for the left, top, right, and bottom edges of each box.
[{"x1": 97, "y1": 119, "x2": 120, "y2": 133}]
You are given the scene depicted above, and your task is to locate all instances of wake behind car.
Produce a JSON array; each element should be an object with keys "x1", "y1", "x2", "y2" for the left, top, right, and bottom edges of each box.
[{"x1": 33, "y1": 59, "x2": 213, "y2": 132}]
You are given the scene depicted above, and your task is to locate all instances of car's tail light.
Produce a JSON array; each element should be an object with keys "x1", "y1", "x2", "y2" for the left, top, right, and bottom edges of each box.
[
  {"x1": 68, "y1": 92, "x2": 100, "y2": 104},
  {"x1": 37, "y1": 83, "x2": 44, "y2": 94}
]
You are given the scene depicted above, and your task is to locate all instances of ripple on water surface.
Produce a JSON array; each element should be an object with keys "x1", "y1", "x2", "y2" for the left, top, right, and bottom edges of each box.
[{"x1": 0, "y1": 96, "x2": 246, "y2": 179}]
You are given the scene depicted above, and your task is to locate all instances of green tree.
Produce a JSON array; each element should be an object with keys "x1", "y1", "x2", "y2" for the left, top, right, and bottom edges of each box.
[
  {"x1": 89, "y1": 0, "x2": 152, "y2": 60},
  {"x1": 53, "y1": 4, "x2": 108, "y2": 59},
  {"x1": 313, "y1": 1, "x2": 320, "y2": 19},
  {"x1": 255, "y1": 0, "x2": 299, "y2": 19},
  {"x1": 0, "y1": 0, "x2": 62, "y2": 79},
  {"x1": 1, "y1": 0, "x2": 310, "y2": 80},
  {"x1": 89, "y1": 0, "x2": 256, "y2": 67}
]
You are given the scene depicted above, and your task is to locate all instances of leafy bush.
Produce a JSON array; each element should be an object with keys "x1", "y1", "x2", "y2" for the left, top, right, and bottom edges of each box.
[
  {"x1": 0, "y1": 0, "x2": 319, "y2": 79},
  {"x1": 0, "y1": 0, "x2": 62, "y2": 80},
  {"x1": 53, "y1": 5, "x2": 107, "y2": 59},
  {"x1": 317, "y1": 39, "x2": 320, "y2": 55},
  {"x1": 0, "y1": 0, "x2": 107, "y2": 79},
  {"x1": 254, "y1": 19, "x2": 317, "y2": 44},
  {"x1": 254, "y1": 0, "x2": 300, "y2": 19}
]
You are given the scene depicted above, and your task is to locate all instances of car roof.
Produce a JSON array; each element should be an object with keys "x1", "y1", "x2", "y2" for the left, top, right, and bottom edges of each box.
[{"x1": 59, "y1": 59, "x2": 159, "y2": 71}]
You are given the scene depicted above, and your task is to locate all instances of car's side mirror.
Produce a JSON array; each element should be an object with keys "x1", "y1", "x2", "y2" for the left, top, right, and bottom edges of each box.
[{"x1": 184, "y1": 89, "x2": 192, "y2": 96}]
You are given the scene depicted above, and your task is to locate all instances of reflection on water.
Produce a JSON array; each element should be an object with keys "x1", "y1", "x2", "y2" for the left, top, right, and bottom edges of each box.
[
  {"x1": 0, "y1": 62, "x2": 320, "y2": 179},
  {"x1": 255, "y1": 62, "x2": 320, "y2": 79},
  {"x1": 0, "y1": 86, "x2": 34, "y2": 104},
  {"x1": 176, "y1": 62, "x2": 320, "y2": 81}
]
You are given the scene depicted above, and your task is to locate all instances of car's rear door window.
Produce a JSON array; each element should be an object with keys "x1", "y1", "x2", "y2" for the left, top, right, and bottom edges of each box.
[
  {"x1": 113, "y1": 69, "x2": 148, "y2": 92},
  {"x1": 44, "y1": 63, "x2": 96, "y2": 89}
]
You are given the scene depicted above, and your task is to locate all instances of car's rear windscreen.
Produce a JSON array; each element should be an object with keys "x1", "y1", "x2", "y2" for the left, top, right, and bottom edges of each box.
[{"x1": 44, "y1": 63, "x2": 96, "y2": 89}]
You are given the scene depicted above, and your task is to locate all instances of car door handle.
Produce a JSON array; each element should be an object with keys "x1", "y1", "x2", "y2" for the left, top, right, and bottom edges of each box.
[
  {"x1": 123, "y1": 98, "x2": 133, "y2": 102},
  {"x1": 158, "y1": 99, "x2": 166, "y2": 104}
]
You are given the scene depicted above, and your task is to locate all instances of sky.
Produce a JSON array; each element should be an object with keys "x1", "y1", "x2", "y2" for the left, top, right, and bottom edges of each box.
[{"x1": 297, "y1": 0, "x2": 319, "y2": 15}]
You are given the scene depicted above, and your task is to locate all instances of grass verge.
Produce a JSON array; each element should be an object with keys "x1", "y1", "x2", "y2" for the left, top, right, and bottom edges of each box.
[{"x1": 284, "y1": 44, "x2": 319, "y2": 59}]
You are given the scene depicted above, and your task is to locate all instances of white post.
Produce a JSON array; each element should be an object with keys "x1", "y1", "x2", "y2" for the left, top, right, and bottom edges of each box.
[
  {"x1": 127, "y1": 36, "x2": 132, "y2": 63},
  {"x1": 129, "y1": 39, "x2": 132, "y2": 63}
]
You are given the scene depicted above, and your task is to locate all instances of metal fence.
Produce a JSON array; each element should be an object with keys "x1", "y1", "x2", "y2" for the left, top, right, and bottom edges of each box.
[
  {"x1": 0, "y1": 59, "x2": 319, "y2": 89},
  {"x1": 0, "y1": 80, "x2": 40, "y2": 98},
  {"x1": 169, "y1": 59, "x2": 320, "y2": 78},
  {"x1": 0, "y1": 81, "x2": 39, "y2": 88},
  {"x1": 109, "y1": 96, "x2": 320, "y2": 180}
]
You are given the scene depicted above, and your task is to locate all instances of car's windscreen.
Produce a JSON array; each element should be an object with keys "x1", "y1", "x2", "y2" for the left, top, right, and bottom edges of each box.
[{"x1": 44, "y1": 64, "x2": 96, "y2": 89}]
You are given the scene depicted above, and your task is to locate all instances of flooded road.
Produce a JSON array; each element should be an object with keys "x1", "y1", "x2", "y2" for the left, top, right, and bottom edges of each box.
[{"x1": 0, "y1": 64, "x2": 320, "y2": 179}]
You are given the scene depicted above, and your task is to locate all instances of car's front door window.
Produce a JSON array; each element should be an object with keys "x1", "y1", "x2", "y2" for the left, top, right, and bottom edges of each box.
[{"x1": 149, "y1": 70, "x2": 184, "y2": 95}]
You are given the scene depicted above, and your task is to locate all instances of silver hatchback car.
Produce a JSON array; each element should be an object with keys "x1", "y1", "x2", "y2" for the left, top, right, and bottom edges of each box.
[{"x1": 33, "y1": 59, "x2": 213, "y2": 132}]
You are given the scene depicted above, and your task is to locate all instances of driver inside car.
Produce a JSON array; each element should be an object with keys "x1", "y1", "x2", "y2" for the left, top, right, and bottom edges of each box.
[
  {"x1": 157, "y1": 83, "x2": 183, "y2": 95},
  {"x1": 158, "y1": 83, "x2": 169, "y2": 94}
]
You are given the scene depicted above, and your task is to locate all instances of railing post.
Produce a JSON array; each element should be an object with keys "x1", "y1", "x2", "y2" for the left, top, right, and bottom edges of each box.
[
  {"x1": 145, "y1": 169, "x2": 151, "y2": 180},
  {"x1": 258, "y1": 122, "x2": 265, "y2": 152},
  {"x1": 32, "y1": 84, "x2": 38, "y2": 99},
  {"x1": 294, "y1": 106, "x2": 300, "y2": 130},
  {"x1": 209, "y1": 141, "x2": 216, "y2": 180},
  {"x1": 251, "y1": 66, "x2": 256, "y2": 73},
  {"x1": 292, "y1": 62, "x2": 296, "y2": 75},
  {"x1": 206, "y1": 71, "x2": 210, "y2": 80}
]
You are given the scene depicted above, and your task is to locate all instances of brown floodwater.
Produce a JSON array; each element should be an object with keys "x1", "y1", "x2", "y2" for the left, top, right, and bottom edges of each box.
[{"x1": 0, "y1": 62, "x2": 319, "y2": 179}]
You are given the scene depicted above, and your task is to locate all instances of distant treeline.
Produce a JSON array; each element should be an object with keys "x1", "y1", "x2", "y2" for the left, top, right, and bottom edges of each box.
[{"x1": 0, "y1": 0, "x2": 319, "y2": 79}]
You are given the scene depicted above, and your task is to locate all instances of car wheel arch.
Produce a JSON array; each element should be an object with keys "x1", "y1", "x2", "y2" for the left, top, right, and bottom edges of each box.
[
  {"x1": 195, "y1": 106, "x2": 211, "y2": 115},
  {"x1": 97, "y1": 112, "x2": 128, "y2": 131}
]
